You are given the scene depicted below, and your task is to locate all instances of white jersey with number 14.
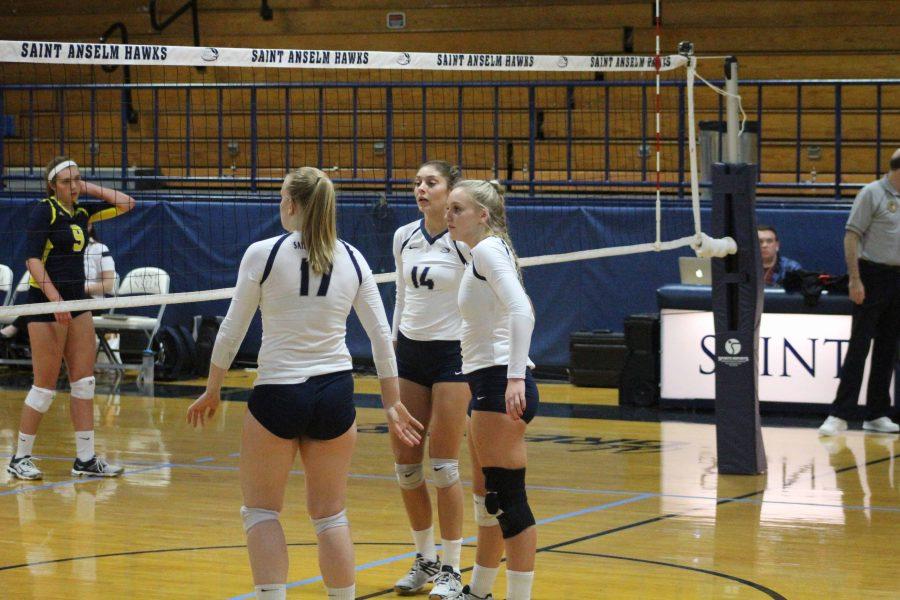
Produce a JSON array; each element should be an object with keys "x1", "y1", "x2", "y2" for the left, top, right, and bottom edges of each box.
[{"x1": 392, "y1": 219, "x2": 470, "y2": 342}]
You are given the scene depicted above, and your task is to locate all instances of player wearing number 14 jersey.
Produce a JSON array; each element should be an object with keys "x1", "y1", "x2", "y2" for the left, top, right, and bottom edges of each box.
[{"x1": 391, "y1": 161, "x2": 471, "y2": 599}]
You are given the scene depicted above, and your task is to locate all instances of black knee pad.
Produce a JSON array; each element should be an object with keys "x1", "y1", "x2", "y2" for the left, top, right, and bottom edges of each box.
[{"x1": 482, "y1": 466, "x2": 535, "y2": 539}]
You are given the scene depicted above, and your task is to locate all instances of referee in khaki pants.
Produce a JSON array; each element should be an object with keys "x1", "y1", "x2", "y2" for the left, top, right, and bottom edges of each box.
[{"x1": 819, "y1": 149, "x2": 900, "y2": 436}]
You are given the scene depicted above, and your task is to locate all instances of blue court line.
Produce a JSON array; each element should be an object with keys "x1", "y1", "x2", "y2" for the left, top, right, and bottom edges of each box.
[
  {"x1": 7, "y1": 453, "x2": 900, "y2": 514},
  {"x1": 535, "y1": 493, "x2": 656, "y2": 525},
  {"x1": 228, "y1": 493, "x2": 655, "y2": 600}
]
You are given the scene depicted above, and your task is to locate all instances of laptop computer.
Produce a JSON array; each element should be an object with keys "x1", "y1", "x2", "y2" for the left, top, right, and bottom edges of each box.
[{"x1": 678, "y1": 256, "x2": 712, "y2": 285}]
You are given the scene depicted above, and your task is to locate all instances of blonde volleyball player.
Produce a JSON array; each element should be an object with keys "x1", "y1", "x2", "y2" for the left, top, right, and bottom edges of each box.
[
  {"x1": 187, "y1": 167, "x2": 423, "y2": 600},
  {"x1": 7, "y1": 156, "x2": 134, "y2": 481},
  {"x1": 446, "y1": 180, "x2": 539, "y2": 600},
  {"x1": 391, "y1": 161, "x2": 471, "y2": 598}
]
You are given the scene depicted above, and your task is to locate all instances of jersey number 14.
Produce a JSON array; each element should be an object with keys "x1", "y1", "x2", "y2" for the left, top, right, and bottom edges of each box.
[{"x1": 410, "y1": 266, "x2": 435, "y2": 290}]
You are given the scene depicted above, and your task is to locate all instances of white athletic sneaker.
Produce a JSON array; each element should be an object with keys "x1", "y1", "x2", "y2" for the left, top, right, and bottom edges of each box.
[
  {"x1": 7, "y1": 456, "x2": 42, "y2": 480},
  {"x1": 449, "y1": 585, "x2": 493, "y2": 600},
  {"x1": 862, "y1": 416, "x2": 900, "y2": 433},
  {"x1": 818, "y1": 415, "x2": 848, "y2": 437},
  {"x1": 395, "y1": 553, "x2": 441, "y2": 595},
  {"x1": 430, "y1": 565, "x2": 463, "y2": 599},
  {"x1": 72, "y1": 456, "x2": 124, "y2": 477}
]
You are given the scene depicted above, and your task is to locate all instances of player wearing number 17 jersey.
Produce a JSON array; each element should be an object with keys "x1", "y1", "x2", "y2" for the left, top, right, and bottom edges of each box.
[
  {"x1": 391, "y1": 161, "x2": 471, "y2": 599},
  {"x1": 187, "y1": 167, "x2": 422, "y2": 600}
]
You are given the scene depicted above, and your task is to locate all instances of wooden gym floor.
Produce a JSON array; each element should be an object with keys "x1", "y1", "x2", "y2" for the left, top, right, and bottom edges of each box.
[{"x1": 0, "y1": 370, "x2": 897, "y2": 599}]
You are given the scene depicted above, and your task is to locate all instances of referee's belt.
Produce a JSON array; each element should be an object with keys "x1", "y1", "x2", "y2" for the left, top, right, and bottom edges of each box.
[{"x1": 860, "y1": 259, "x2": 900, "y2": 273}]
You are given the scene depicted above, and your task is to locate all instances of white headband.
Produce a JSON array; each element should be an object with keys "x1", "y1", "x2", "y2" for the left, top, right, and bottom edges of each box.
[{"x1": 47, "y1": 160, "x2": 78, "y2": 182}]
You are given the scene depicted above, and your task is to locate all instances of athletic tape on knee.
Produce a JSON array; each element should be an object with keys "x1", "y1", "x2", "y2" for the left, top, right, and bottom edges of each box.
[
  {"x1": 24, "y1": 386, "x2": 55, "y2": 413},
  {"x1": 395, "y1": 462, "x2": 425, "y2": 490},
  {"x1": 482, "y1": 467, "x2": 535, "y2": 539},
  {"x1": 310, "y1": 509, "x2": 349, "y2": 535},
  {"x1": 240, "y1": 505, "x2": 279, "y2": 533},
  {"x1": 70, "y1": 376, "x2": 96, "y2": 400},
  {"x1": 473, "y1": 494, "x2": 499, "y2": 527},
  {"x1": 431, "y1": 458, "x2": 460, "y2": 488}
]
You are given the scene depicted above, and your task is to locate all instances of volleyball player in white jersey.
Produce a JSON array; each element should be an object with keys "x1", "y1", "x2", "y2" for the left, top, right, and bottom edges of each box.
[
  {"x1": 83, "y1": 223, "x2": 117, "y2": 299},
  {"x1": 187, "y1": 167, "x2": 423, "y2": 600},
  {"x1": 391, "y1": 161, "x2": 471, "y2": 598},
  {"x1": 446, "y1": 180, "x2": 539, "y2": 600}
]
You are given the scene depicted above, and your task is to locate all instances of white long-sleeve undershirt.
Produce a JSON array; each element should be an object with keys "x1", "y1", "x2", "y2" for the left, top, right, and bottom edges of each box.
[{"x1": 458, "y1": 236, "x2": 535, "y2": 378}]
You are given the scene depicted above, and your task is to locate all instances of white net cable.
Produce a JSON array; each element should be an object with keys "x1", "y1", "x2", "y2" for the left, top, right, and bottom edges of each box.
[{"x1": 693, "y1": 59, "x2": 749, "y2": 136}]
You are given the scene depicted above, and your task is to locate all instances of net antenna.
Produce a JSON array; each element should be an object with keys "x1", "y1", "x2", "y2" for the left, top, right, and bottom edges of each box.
[{"x1": 682, "y1": 41, "x2": 740, "y2": 259}]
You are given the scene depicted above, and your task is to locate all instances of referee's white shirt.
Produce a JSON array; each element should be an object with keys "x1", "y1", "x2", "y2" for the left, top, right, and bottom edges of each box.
[
  {"x1": 211, "y1": 231, "x2": 397, "y2": 385},
  {"x1": 392, "y1": 219, "x2": 470, "y2": 342},
  {"x1": 458, "y1": 236, "x2": 535, "y2": 378}
]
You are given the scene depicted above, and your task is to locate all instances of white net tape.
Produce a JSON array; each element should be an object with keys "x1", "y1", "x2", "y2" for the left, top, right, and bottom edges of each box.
[
  {"x1": 0, "y1": 234, "x2": 711, "y2": 319},
  {"x1": 3, "y1": 40, "x2": 686, "y2": 73}
]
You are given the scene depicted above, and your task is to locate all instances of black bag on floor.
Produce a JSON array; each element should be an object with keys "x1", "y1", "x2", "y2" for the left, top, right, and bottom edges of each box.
[
  {"x1": 193, "y1": 316, "x2": 223, "y2": 378},
  {"x1": 152, "y1": 326, "x2": 197, "y2": 381}
]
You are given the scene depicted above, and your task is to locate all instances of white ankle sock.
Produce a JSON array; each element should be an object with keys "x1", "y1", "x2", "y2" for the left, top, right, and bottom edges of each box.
[
  {"x1": 15, "y1": 432, "x2": 36, "y2": 459},
  {"x1": 441, "y1": 537, "x2": 463, "y2": 571},
  {"x1": 75, "y1": 430, "x2": 95, "y2": 462},
  {"x1": 412, "y1": 526, "x2": 437, "y2": 561},
  {"x1": 326, "y1": 584, "x2": 355, "y2": 599},
  {"x1": 254, "y1": 583, "x2": 286, "y2": 599},
  {"x1": 469, "y1": 563, "x2": 499, "y2": 598},
  {"x1": 506, "y1": 569, "x2": 534, "y2": 600}
]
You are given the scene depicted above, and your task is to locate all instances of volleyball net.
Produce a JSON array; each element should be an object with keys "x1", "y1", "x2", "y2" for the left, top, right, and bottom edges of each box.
[{"x1": 0, "y1": 39, "x2": 731, "y2": 320}]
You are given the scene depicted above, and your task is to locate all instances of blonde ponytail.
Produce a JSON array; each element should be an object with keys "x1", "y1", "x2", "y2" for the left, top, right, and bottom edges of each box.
[{"x1": 285, "y1": 167, "x2": 336, "y2": 274}]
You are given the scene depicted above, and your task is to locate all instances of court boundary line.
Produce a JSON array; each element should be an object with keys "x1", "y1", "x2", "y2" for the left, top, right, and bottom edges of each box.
[
  {"x1": 351, "y1": 450, "x2": 900, "y2": 599},
  {"x1": 352, "y1": 488, "x2": 777, "y2": 600},
  {"x1": 228, "y1": 494, "x2": 656, "y2": 599},
  {"x1": 1, "y1": 450, "x2": 895, "y2": 597},
  {"x1": 545, "y1": 549, "x2": 787, "y2": 600},
  {"x1": 4, "y1": 452, "x2": 900, "y2": 517}
]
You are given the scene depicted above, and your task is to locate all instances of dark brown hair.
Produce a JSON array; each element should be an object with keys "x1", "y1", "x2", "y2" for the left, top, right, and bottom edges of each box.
[
  {"x1": 418, "y1": 160, "x2": 462, "y2": 188},
  {"x1": 757, "y1": 224, "x2": 778, "y2": 240}
]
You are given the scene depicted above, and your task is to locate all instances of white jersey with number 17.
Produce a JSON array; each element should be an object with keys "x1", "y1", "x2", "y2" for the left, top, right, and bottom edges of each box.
[{"x1": 211, "y1": 231, "x2": 397, "y2": 386}]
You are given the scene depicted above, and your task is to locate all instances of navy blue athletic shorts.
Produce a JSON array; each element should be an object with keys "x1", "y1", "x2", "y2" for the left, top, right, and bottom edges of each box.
[
  {"x1": 248, "y1": 370, "x2": 355, "y2": 440},
  {"x1": 27, "y1": 283, "x2": 91, "y2": 323},
  {"x1": 396, "y1": 331, "x2": 467, "y2": 388},
  {"x1": 467, "y1": 365, "x2": 540, "y2": 424}
]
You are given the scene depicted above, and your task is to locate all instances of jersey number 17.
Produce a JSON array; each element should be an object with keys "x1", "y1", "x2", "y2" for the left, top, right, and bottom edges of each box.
[{"x1": 300, "y1": 258, "x2": 331, "y2": 296}]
